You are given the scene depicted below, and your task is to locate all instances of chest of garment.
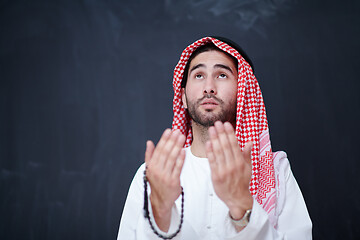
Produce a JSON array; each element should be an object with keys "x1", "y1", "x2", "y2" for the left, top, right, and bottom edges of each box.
[{"x1": 175, "y1": 151, "x2": 230, "y2": 239}]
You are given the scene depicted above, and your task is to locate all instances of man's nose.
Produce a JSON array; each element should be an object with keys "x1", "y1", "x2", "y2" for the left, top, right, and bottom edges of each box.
[{"x1": 203, "y1": 78, "x2": 216, "y2": 95}]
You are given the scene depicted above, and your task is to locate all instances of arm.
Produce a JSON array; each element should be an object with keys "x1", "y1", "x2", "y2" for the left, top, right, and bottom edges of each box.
[
  {"x1": 207, "y1": 121, "x2": 312, "y2": 239},
  {"x1": 117, "y1": 164, "x2": 184, "y2": 240},
  {"x1": 224, "y1": 161, "x2": 312, "y2": 239},
  {"x1": 206, "y1": 121, "x2": 254, "y2": 232},
  {"x1": 117, "y1": 129, "x2": 186, "y2": 240},
  {"x1": 144, "y1": 129, "x2": 186, "y2": 232}
]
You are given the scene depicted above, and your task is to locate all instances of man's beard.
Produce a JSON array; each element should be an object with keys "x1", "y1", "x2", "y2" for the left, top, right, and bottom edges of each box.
[{"x1": 186, "y1": 94, "x2": 237, "y2": 128}]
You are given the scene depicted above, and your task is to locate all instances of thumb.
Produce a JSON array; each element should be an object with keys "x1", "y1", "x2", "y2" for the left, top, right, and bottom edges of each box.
[
  {"x1": 243, "y1": 141, "x2": 253, "y2": 165},
  {"x1": 145, "y1": 140, "x2": 155, "y2": 164}
]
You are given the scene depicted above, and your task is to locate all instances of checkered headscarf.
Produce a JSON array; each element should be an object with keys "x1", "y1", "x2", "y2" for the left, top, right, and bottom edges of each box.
[{"x1": 171, "y1": 37, "x2": 280, "y2": 226}]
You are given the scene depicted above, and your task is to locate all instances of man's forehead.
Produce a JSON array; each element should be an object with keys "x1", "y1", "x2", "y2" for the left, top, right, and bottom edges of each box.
[{"x1": 188, "y1": 50, "x2": 237, "y2": 71}]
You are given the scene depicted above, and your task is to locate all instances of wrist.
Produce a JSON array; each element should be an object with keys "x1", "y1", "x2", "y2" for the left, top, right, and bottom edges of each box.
[
  {"x1": 228, "y1": 197, "x2": 253, "y2": 220},
  {"x1": 150, "y1": 194, "x2": 173, "y2": 218},
  {"x1": 149, "y1": 194, "x2": 172, "y2": 232},
  {"x1": 145, "y1": 187, "x2": 185, "y2": 238},
  {"x1": 230, "y1": 209, "x2": 252, "y2": 228}
]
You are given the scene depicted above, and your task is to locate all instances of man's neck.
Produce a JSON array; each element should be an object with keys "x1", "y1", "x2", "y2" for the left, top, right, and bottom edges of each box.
[
  {"x1": 190, "y1": 120, "x2": 236, "y2": 158},
  {"x1": 190, "y1": 122, "x2": 210, "y2": 158}
]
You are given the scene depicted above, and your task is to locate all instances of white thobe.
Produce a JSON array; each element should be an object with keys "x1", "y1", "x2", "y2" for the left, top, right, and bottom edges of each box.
[{"x1": 117, "y1": 147, "x2": 312, "y2": 240}]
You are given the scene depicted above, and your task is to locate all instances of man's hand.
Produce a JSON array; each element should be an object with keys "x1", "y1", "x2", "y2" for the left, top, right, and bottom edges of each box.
[
  {"x1": 206, "y1": 121, "x2": 253, "y2": 227},
  {"x1": 145, "y1": 129, "x2": 186, "y2": 232}
]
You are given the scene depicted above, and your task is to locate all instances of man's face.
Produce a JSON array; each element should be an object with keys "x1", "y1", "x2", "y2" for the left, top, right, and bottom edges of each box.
[{"x1": 182, "y1": 50, "x2": 238, "y2": 127}]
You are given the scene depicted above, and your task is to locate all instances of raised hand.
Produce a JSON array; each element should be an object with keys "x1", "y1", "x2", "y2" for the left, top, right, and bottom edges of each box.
[
  {"x1": 145, "y1": 129, "x2": 186, "y2": 232},
  {"x1": 206, "y1": 121, "x2": 253, "y2": 222}
]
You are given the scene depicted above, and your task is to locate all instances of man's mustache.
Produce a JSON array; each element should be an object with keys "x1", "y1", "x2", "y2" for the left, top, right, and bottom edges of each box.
[{"x1": 196, "y1": 94, "x2": 224, "y2": 105}]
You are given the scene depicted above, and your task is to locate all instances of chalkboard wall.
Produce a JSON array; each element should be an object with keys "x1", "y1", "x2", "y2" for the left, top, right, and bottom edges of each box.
[{"x1": 1, "y1": 0, "x2": 359, "y2": 239}]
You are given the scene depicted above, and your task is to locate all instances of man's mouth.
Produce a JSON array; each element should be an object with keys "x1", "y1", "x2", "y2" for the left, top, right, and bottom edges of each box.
[
  {"x1": 199, "y1": 99, "x2": 219, "y2": 111},
  {"x1": 201, "y1": 99, "x2": 218, "y2": 105}
]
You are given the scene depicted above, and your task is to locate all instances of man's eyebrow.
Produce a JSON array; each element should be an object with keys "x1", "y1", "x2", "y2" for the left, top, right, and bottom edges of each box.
[
  {"x1": 214, "y1": 64, "x2": 234, "y2": 74},
  {"x1": 189, "y1": 63, "x2": 205, "y2": 74},
  {"x1": 189, "y1": 63, "x2": 235, "y2": 75}
]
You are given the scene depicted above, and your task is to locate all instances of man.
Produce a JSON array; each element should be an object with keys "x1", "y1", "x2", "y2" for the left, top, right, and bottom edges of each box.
[{"x1": 117, "y1": 36, "x2": 312, "y2": 239}]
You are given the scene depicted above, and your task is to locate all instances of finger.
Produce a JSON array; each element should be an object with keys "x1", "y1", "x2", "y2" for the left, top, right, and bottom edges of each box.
[
  {"x1": 243, "y1": 141, "x2": 253, "y2": 165},
  {"x1": 209, "y1": 125, "x2": 225, "y2": 168},
  {"x1": 171, "y1": 148, "x2": 186, "y2": 180},
  {"x1": 224, "y1": 122, "x2": 242, "y2": 156},
  {"x1": 223, "y1": 121, "x2": 235, "y2": 134},
  {"x1": 159, "y1": 130, "x2": 182, "y2": 171},
  {"x1": 145, "y1": 140, "x2": 155, "y2": 164},
  {"x1": 206, "y1": 140, "x2": 217, "y2": 170},
  {"x1": 214, "y1": 121, "x2": 234, "y2": 165},
  {"x1": 151, "y1": 129, "x2": 172, "y2": 166},
  {"x1": 165, "y1": 132, "x2": 186, "y2": 174},
  {"x1": 154, "y1": 129, "x2": 172, "y2": 153}
]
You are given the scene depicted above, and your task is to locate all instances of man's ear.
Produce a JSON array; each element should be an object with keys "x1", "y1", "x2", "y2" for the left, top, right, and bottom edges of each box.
[{"x1": 181, "y1": 88, "x2": 187, "y2": 109}]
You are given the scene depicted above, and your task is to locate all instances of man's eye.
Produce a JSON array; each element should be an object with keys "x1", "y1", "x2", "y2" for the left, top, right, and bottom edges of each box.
[
  {"x1": 195, "y1": 74, "x2": 203, "y2": 79},
  {"x1": 219, "y1": 73, "x2": 227, "y2": 79}
]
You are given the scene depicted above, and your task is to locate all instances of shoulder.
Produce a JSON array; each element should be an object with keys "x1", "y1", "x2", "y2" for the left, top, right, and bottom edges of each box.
[{"x1": 273, "y1": 151, "x2": 291, "y2": 180}]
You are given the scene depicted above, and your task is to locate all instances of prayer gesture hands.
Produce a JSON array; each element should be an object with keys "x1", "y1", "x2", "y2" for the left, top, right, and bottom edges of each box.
[
  {"x1": 144, "y1": 129, "x2": 186, "y2": 232},
  {"x1": 206, "y1": 121, "x2": 254, "y2": 220}
]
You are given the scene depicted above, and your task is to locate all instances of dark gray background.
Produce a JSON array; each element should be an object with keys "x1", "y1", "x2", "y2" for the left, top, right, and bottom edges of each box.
[{"x1": 1, "y1": 0, "x2": 359, "y2": 239}]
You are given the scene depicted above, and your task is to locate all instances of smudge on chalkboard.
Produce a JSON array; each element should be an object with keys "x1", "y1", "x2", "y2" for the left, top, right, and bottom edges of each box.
[{"x1": 164, "y1": 0, "x2": 296, "y2": 37}]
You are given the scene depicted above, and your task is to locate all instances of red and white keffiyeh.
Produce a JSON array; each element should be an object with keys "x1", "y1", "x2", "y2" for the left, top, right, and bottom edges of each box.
[{"x1": 171, "y1": 36, "x2": 284, "y2": 226}]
